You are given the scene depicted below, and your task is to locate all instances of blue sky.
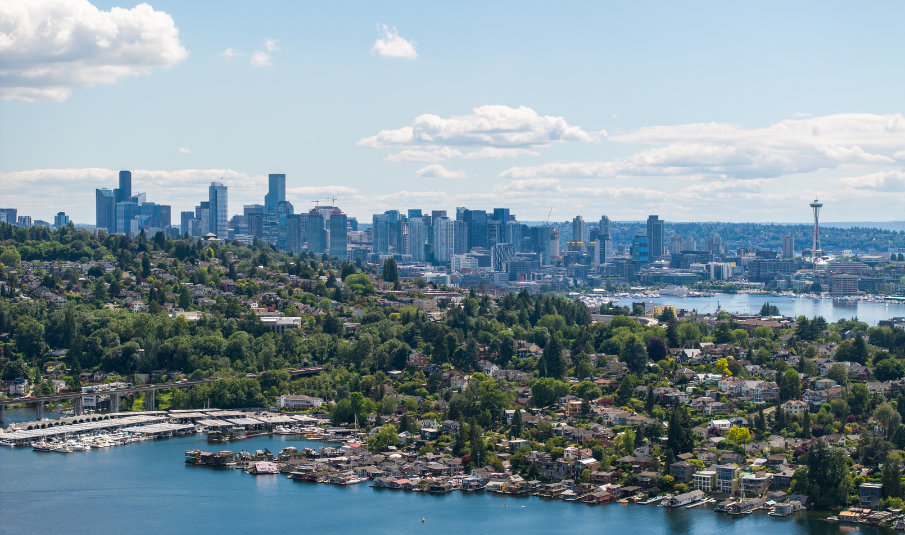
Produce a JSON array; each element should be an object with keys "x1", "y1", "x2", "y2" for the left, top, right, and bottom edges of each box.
[{"x1": 2, "y1": 0, "x2": 904, "y2": 224}]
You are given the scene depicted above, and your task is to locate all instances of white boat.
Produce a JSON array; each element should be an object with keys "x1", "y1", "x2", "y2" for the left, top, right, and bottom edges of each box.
[
  {"x1": 0, "y1": 440, "x2": 16, "y2": 447},
  {"x1": 53, "y1": 445, "x2": 73, "y2": 453},
  {"x1": 32, "y1": 441, "x2": 53, "y2": 452},
  {"x1": 68, "y1": 443, "x2": 91, "y2": 451}
]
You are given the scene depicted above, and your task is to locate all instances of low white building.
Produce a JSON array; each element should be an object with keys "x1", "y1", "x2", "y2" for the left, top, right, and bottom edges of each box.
[
  {"x1": 693, "y1": 470, "x2": 717, "y2": 492},
  {"x1": 277, "y1": 395, "x2": 324, "y2": 409}
]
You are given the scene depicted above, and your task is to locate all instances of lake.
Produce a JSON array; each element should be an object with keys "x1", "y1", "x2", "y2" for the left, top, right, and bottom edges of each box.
[
  {"x1": 0, "y1": 433, "x2": 893, "y2": 535},
  {"x1": 616, "y1": 294, "x2": 904, "y2": 326}
]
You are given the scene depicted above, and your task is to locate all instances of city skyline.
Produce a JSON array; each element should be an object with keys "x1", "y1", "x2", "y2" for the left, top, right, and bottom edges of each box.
[{"x1": 3, "y1": 1, "x2": 905, "y2": 223}]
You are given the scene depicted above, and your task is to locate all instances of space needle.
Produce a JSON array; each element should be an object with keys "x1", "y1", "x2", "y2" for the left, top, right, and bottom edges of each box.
[{"x1": 810, "y1": 198, "x2": 823, "y2": 259}]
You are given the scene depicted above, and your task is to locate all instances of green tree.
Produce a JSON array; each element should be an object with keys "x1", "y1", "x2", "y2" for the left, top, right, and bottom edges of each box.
[
  {"x1": 800, "y1": 409, "x2": 811, "y2": 438},
  {"x1": 541, "y1": 332, "x2": 567, "y2": 379},
  {"x1": 666, "y1": 403, "x2": 694, "y2": 454},
  {"x1": 645, "y1": 385, "x2": 655, "y2": 414},
  {"x1": 616, "y1": 374, "x2": 634, "y2": 407},
  {"x1": 851, "y1": 334, "x2": 869, "y2": 365},
  {"x1": 382, "y1": 258, "x2": 399, "y2": 283},
  {"x1": 849, "y1": 382, "x2": 871, "y2": 416},
  {"x1": 0, "y1": 247, "x2": 21, "y2": 267},
  {"x1": 369, "y1": 424, "x2": 399, "y2": 452},
  {"x1": 620, "y1": 335, "x2": 648, "y2": 375},
  {"x1": 883, "y1": 456, "x2": 903, "y2": 499},
  {"x1": 512, "y1": 408, "x2": 523, "y2": 438},
  {"x1": 827, "y1": 363, "x2": 849, "y2": 386},
  {"x1": 531, "y1": 377, "x2": 571, "y2": 407},
  {"x1": 14, "y1": 317, "x2": 46, "y2": 358},
  {"x1": 178, "y1": 286, "x2": 192, "y2": 310},
  {"x1": 807, "y1": 440, "x2": 851, "y2": 508},
  {"x1": 453, "y1": 414, "x2": 467, "y2": 455},
  {"x1": 666, "y1": 315, "x2": 680, "y2": 348},
  {"x1": 780, "y1": 368, "x2": 801, "y2": 400},
  {"x1": 469, "y1": 416, "x2": 485, "y2": 467}
]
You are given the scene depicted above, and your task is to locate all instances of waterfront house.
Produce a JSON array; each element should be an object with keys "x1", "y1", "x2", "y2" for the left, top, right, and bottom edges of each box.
[
  {"x1": 715, "y1": 464, "x2": 738, "y2": 494},
  {"x1": 860, "y1": 482, "x2": 883, "y2": 508},
  {"x1": 670, "y1": 461, "x2": 696, "y2": 483},
  {"x1": 693, "y1": 470, "x2": 716, "y2": 492},
  {"x1": 664, "y1": 490, "x2": 705, "y2": 507}
]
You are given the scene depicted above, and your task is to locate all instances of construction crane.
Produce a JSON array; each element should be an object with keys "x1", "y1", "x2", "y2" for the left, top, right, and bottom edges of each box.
[{"x1": 546, "y1": 207, "x2": 553, "y2": 225}]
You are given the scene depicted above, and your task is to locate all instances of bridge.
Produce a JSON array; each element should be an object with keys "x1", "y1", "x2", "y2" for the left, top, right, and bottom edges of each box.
[{"x1": 0, "y1": 379, "x2": 211, "y2": 426}]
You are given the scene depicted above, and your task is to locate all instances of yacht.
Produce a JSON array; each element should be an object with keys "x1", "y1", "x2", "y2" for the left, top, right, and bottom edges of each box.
[
  {"x1": 53, "y1": 445, "x2": 73, "y2": 453},
  {"x1": 0, "y1": 439, "x2": 16, "y2": 447},
  {"x1": 32, "y1": 441, "x2": 53, "y2": 452}
]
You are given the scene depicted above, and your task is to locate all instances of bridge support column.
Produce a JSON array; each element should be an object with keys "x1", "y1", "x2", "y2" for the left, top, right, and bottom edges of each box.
[
  {"x1": 110, "y1": 393, "x2": 120, "y2": 413},
  {"x1": 0, "y1": 405, "x2": 5, "y2": 427},
  {"x1": 36, "y1": 401, "x2": 44, "y2": 421},
  {"x1": 73, "y1": 396, "x2": 82, "y2": 416},
  {"x1": 144, "y1": 390, "x2": 155, "y2": 411}
]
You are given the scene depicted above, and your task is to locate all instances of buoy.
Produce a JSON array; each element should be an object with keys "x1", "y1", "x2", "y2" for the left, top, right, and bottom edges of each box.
[{"x1": 422, "y1": 518, "x2": 425, "y2": 523}]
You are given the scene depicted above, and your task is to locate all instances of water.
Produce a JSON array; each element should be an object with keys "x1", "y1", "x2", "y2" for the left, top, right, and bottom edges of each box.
[
  {"x1": 616, "y1": 294, "x2": 904, "y2": 326},
  {"x1": 2, "y1": 407, "x2": 65, "y2": 427},
  {"x1": 0, "y1": 434, "x2": 891, "y2": 535}
]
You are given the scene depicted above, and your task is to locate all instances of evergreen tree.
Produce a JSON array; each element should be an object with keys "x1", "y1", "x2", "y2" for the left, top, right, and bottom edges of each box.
[
  {"x1": 666, "y1": 403, "x2": 694, "y2": 454},
  {"x1": 541, "y1": 333, "x2": 567, "y2": 379},
  {"x1": 645, "y1": 385, "x2": 655, "y2": 414},
  {"x1": 469, "y1": 416, "x2": 485, "y2": 467},
  {"x1": 453, "y1": 414, "x2": 467, "y2": 456},
  {"x1": 662, "y1": 448, "x2": 676, "y2": 475},
  {"x1": 616, "y1": 374, "x2": 634, "y2": 407},
  {"x1": 852, "y1": 334, "x2": 869, "y2": 365},
  {"x1": 382, "y1": 258, "x2": 399, "y2": 282},
  {"x1": 801, "y1": 409, "x2": 811, "y2": 438},
  {"x1": 775, "y1": 407, "x2": 787, "y2": 431},
  {"x1": 883, "y1": 457, "x2": 903, "y2": 499},
  {"x1": 666, "y1": 315, "x2": 680, "y2": 348},
  {"x1": 512, "y1": 408, "x2": 523, "y2": 439},
  {"x1": 620, "y1": 336, "x2": 648, "y2": 375},
  {"x1": 757, "y1": 407, "x2": 767, "y2": 434}
]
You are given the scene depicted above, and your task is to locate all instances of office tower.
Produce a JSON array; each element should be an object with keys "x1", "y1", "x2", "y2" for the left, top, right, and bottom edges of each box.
[
  {"x1": 599, "y1": 215, "x2": 611, "y2": 239},
  {"x1": 406, "y1": 216, "x2": 425, "y2": 261},
  {"x1": 265, "y1": 174, "x2": 286, "y2": 213},
  {"x1": 431, "y1": 210, "x2": 447, "y2": 225},
  {"x1": 453, "y1": 220, "x2": 469, "y2": 254},
  {"x1": 95, "y1": 190, "x2": 115, "y2": 232},
  {"x1": 783, "y1": 235, "x2": 795, "y2": 259},
  {"x1": 646, "y1": 215, "x2": 663, "y2": 260},
  {"x1": 572, "y1": 216, "x2": 588, "y2": 251},
  {"x1": 407, "y1": 209, "x2": 422, "y2": 219},
  {"x1": 117, "y1": 170, "x2": 132, "y2": 203},
  {"x1": 549, "y1": 228, "x2": 560, "y2": 259},
  {"x1": 194, "y1": 201, "x2": 210, "y2": 237},
  {"x1": 810, "y1": 199, "x2": 823, "y2": 257},
  {"x1": 372, "y1": 214, "x2": 389, "y2": 254},
  {"x1": 532, "y1": 226, "x2": 552, "y2": 265},
  {"x1": 208, "y1": 182, "x2": 228, "y2": 238},
  {"x1": 0, "y1": 208, "x2": 17, "y2": 225},
  {"x1": 492, "y1": 208, "x2": 510, "y2": 223},
  {"x1": 684, "y1": 236, "x2": 696, "y2": 251},
  {"x1": 631, "y1": 232, "x2": 650, "y2": 263},
  {"x1": 17, "y1": 215, "x2": 32, "y2": 228},
  {"x1": 286, "y1": 214, "x2": 306, "y2": 254},
  {"x1": 54, "y1": 212, "x2": 70, "y2": 228},
  {"x1": 705, "y1": 235, "x2": 723, "y2": 255},
  {"x1": 670, "y1": 235, "x2": 684, "y2": 254},
  {"x1": 434, "y1": 217, "x2": 455, "y2": 263},
  {"x1": 506, "y1": 221, "x2": 524, "y2": 252},
  {"x1": 492, "y1": 243, "x2": 514, "y2": 271},
  {"x1": 456, "y1": 207, "x2": 467, "y2": 221},
  {"x1": 487, "y1": 219, "x2": 503, "y2": 248},
  {"x1": 272, "y1": 200, "x2": 294, "y2": 250},
  {"x1": 462, "y1": 209, "x2": 487, "y2": 250},
  {"x1": 180, "y1": 211, "x2": 194, "y2": 235},
  {"x1": 116, "y1": 202, "x2": 137, "y2": 235},
  {"x1": 306, "y1": 210, "x2": 326, "y2": 254},
  {"x1": 329, "y1": 209, "x2": 347, "y2": 258}
]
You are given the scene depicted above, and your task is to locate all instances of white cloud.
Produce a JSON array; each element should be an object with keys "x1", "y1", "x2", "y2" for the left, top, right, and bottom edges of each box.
[
  {"x1": 264, "y1": 38, "x2": 279, "y2": 52},
  {"x1": 178, "y1": 147, "x2": 190, "y2": 153},
  {"x1": 0, "y1": 0, "x2": 188, "y2": 102},
  {"x1": 221, "y1": 48, "x2": 239, "y2": 61},
  {"x1": 462, "y1": 148, "x2": 541, "y2": 160},
  {"x1": 358, "y1": 105, "x2": 599, "y2": 152},
  {"x1": 793, "y1": 112, "x2": 812, "y2": 117},
  {"x1": 839, "y1": 170, "x2": 905, "y2": 192},
  {"x1": 250, "y1": 51, "x2": 271, "y2": 67},
  {"x1": 386, "y1": 147, "x2": 463, "y2": 163},
  {"x1": 500, "y1": 113, "x2": 905, "y2": 180},
  {"x1": 894, "y1": 150, "x2": 905, "y2": 159},
  {"x1": 415, "y1": 165, "x2": 469, "y2": 179},
  {"x1": 370, "y1": 25, "x2": 417, "y2": 59}
]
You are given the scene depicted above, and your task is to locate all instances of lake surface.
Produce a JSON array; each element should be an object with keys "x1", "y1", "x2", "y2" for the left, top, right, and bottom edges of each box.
[
  {"x1": 0, "y1": 433, "x2": 895, "y2": 535},
  {"x1": 616, "y1": 294, "x2": 905, "y2": 326}
]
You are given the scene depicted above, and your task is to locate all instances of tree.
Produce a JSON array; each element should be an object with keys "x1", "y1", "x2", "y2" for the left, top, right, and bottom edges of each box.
[
  {"x1": 453, "y1": 414, "x2": 467, "y2": 455},
  {"x1": 759, "y1": 303, "x2": 780, "y2": 316},
  {"x1": 666, "y1": 403, "x2": 694, "y2": 454},
  {"x1": 883, "y1": 456, "x2": 903, "y2": 499},
  {"x1": 666, "y1": 315, "x2": 680, "y2": 348},
  {"x1": 14, "y1": 317, "x2": 46, "y2": 358},
  {"x1": 645, "y1": 385, "x2": 655, "y2": 414},
  {"x1": 576, "y1": 380, "x2": 601, "y2": 401},
  {"x1": 381, "y1": 258, "x2": 399, "y2": 283},
  {"x1": 178, "y1": 286, "x2": 192, "y2": 310},
  {"x1": 800, "y1": 409, "x2": 811, "y2": 438},
  {"x1": 726, "y1": 425, "x2": 751, "y2": 444},
  {"x1": 531, "y1": 377, "x2": 571, "y2": 407},
  {"x1": 469, "y1": 417, "x2": 485, "y2": 467},
  {"x1": 541, "y1": 333, "x2": 567, "y2": 379},
  {"x1": 646, "y1": 337, "x2": 668, "y2": 362},
  {"x1": 851, "y1": 334, "x2": 869, "y2": 365},
  {"x1": 0, "y1": 247, "x2": 21, "y2": 267},
  {"x1": 875, "y1": 359, "x2": 905, "y2": 381},
  {"x1": 827, "y1": 363, "x2": 849, "y2": 386},
  {"x1": 369, "y1": 424, "x2": 399, "y2": 452},
  {"x1": 807, "y1": 440, "x2": 851, "y2": 508},
  {"x1": 620, "y1": 336, "x2": 648, "y2": 375},
  {"x1": 849, "y1": 383, "x2": 871, "y2": 416},
  {"x1": 512, "y1": 408, "x2": 523, "y2": 438},
  {"x1": 756, "y1": 407, "x2": 767, "y2": 434},
  {"x1": 141, "y1": 255, "x2": 151, "y2": 278},
  {"x1": 616, "y1": 374, "x2": 634, "y2": 407},
  {"x1": 714, "y1": 358, "x2": 732, "y2": 376},
  {"x1": 344, "y1": 273, "x2": 375, "y2": 296},
  {"x1": 780, "y1": 368, "x2": 801, "y2": 400}
]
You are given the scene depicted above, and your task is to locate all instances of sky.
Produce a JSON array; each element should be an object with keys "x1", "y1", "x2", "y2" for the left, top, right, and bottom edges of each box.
[{"x1": 1, "y1": 0, "x2": 905, "y2": 225}]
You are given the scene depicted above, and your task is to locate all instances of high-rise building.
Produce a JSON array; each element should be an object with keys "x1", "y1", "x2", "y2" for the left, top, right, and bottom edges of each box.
[
  {"x1": 632, "y1": 232, "x2": 650, "y2": 264},
  {"x1": 406, "y1": 216, "x2": 425, "y2": 262},
  {"x1": 265, "y1": 174, "x2": 286, "y2": 213},
  {"x1": 646, "y1": 215, "x2": 663, "y2": 260},
  {"x1": 434, "y1": 217, "x2": 455, "y2": 263},
  {"x1": 329, "y1": 209, "x2": 347, "y2": 258},
  {"x1": 493, "y1": 208, "x2": 510, "y2": 223},
  {"x1": 180, "y1": 211, "x2": 194, "y2": 235},
  {"x1": 208, "y1": 182, "x2": 228, "y2": 238},
  {"x1": 286, "y1": 214, "x2": 306, "y2": 254},
  {"x1": 194, "y1": 201, "x2": 210, "y2": 238},
  {"x1": 783, "y1": 235, "x2": 795, "y2": 259},
  {"x1": 684, "y1": 236, "x2": 696, "y2": 251},
  {"x1": 95, "y1": 189, "x2": 115, "y2": 232},
  {"x1": 572, "y1": 216, "x2": 588, "y2": 251},
  {"x1": 116, "y1": 202, "x2": 137, "y2": 235},
  {"x1": 17, "y1": 216, "x2": 32, "y2": 228},
  {"x1": 273, "y1": 200, "x2": 294, "y2": 250},
  {"x1": 705, "y1": 235, "x2": 723, "y2": 255},
  {"x1": 0, "y1": 208, "x2": 17, "y2": 225},
  {"x1": 670, "y1": 235, "x2": 684, "y2": 254},
  {"x1": 599, "y1": 215, "x2": 611, "y2": 239},
  {"x1": 54, "y1": 212, "x2": 69, "y2": 228},
  {"x1": 117, "y1": 170, "x2": 132, "y2": 204},
  {"x1": 463, "y1": 209, "x2": 488, "y2": 250},
  {"x1": 407, "y1": 209, "x2": 422, "y2": 219},
  {"x1": 306, "y1": 210, "x2": 326, "y2": 254}
]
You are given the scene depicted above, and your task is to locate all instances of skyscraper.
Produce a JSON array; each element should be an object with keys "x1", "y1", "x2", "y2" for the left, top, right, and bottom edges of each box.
[
  {"x1": 54, "y1": 212, "x2": 69, "y2": 228},
  {"x1": 599, "y1": 215, "x2": 611, "y2": 239},
  {"x1": 406, "y1": 216, "x2": 425, "y2": 261},
  {"x1": 705, "y1": 235, "x2": 723, "y2": 255},
  {"x1": 670, "y1": 235, "x2": 684, "y2": 254},
  {"x1": 434, "y1": 217, "x2": 455, "y2": 263},
  {"x1": 0, "y1": 208, "x2": 17, "y2": 225},
  {"x1": 208, "y1": 182, "x2": 228, "y2": 238},
  {"x1": 646, "y1": 215, "x2": 663, "y2": 260},
  {"x1": 180, "y1": 211, "x2": 194, "y2": 236},
  {"x1": 783, "y1": 235, "x2": 795, "y2": 259},
  {"x1": 329, "y1": 209, "x2": 347, "y2": 258},
  {"x1": 572, "y1": 215, "x2": 588, "y2": 251},
  {"x1": 306, "y1": 210, "x2": 326, "y2": 254},
  {"x1": 117, "y1": 170, "x2": 132, "y2": 203},
  {"x1": 265, "y1": 174, "x2": 286, "y2": 213},
  {"x1": 95, "y1": 189, "x2": 115, "y2": 232},
  {"x1": 684, "y1": 236, "x2": 696, "y2": 251}
]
